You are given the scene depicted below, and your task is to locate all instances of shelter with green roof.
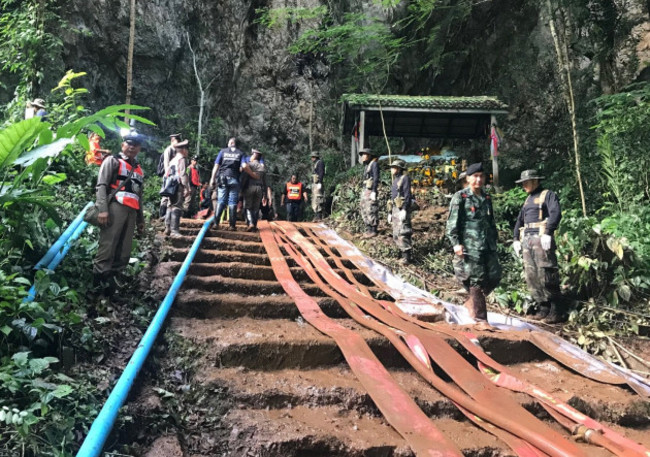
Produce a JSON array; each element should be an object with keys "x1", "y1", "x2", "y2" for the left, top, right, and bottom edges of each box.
[{"x1": 341, "y1": 94, "x2": 508, "y2": 184}]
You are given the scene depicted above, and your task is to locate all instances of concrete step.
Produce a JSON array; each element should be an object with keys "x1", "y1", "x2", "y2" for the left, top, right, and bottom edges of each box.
[
  {"x1": 221, "y1": 406, "x2": 516, "y2": 457},
  {"x1": 174, "y1": 291, "x2": 348, "y2": 320},
  {"x1": 507, "y1": 359, "x2": 650, "y2": 430},
  {"x1": 182, "y1": 274, "x2": 328, "y2": 297},
  {"x1": 170, "y1": 317, "x2": 409, "y2": 370}
]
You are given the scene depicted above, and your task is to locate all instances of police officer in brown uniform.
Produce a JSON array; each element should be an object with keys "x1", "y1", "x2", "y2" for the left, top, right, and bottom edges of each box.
[
  {"x1": 165, "y1": 140, "x2": 190, "y2": 237},
  {"x1": 512, "y1": 169, "x2": 564, "y2": 323},
  {"x1": 93, "y1": 133, "x2": 145, "y2": 297}
]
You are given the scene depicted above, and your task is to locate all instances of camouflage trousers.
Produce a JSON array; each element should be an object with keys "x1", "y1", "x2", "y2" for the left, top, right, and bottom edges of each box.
[
  {"x1": 360, "y1": 189, "x2": 378, "y2": 227},
  {"x1": 522, "y1": 235, "x2": 561, "y2": 304},
  {"x1": 453, "y1": 250, "x2": 501, "y2": 294},
  {"x1": 312, "y1": 184, "x2": 324, "y2": 214},
  {"x1": 391, "y1": 206, "x2": 412, "y2": 252}
]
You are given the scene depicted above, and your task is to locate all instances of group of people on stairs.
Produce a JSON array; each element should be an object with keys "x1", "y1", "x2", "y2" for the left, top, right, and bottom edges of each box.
[{"x1": 88, "y1": 131, "x2": 565, "y2": 325}]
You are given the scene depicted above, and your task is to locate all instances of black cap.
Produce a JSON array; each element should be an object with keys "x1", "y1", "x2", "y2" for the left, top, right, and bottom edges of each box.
[
  {"x1": 466, "y1": 162, "x2": 483, "y2": 176},
  {"x1": 123, "y1": 132, "x2": 143, "y2": 145}
]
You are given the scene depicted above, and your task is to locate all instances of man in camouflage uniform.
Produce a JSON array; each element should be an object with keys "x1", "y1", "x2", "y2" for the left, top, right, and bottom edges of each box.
[
  {"x1": 446, "y1": 162, "x2": 501, "y2": 321},
  {"x1": 310, "y1": 151, "x2": 325, "y2": 221},
  {"x1": 389, "y1": 160, "x2": 413, "y2": 264},
  {"x1": 360, "y1": 148, "x2": 379, "y2": 238},
  {"x1": 512, "y1": 169, "x2": 564, "y2": 323}
]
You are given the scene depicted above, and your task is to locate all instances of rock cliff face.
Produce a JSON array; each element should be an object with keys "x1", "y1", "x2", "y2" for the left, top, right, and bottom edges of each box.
[
  {"x1": 61, "y1": 0, "x2": 332, "y2": 160},
  {"x1": 59, "y1": 0, "x2": 649, "y2": 171}
]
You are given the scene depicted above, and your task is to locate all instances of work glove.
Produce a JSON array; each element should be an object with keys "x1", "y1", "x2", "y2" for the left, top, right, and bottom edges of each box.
[
  {"x1": 453, "y1": 244, "x2": 464, "y2": 256},
  {"x1": 399, "y1": 209, "x2": 407, "y2": 221},
  {"x1": 316, "y1": 183, "x2": 322, "y2": 191},
  {"x1": 387, "y1": 213, "x2": 392, "y2": 224},
  {"x1": 512, "y1": 240, "x2": 522, "y2": 256},
  {"x1": 370, "y1": 191, "x2": 376, "y2": 201},
  {"x1": 541, "y1": 234, "x2": 552, "y2": 251}
]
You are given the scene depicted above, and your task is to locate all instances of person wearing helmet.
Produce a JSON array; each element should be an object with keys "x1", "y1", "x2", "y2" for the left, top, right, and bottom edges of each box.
[
  {"x1": 446, "y1": 162, "x2": 501, "y2": 323},
  {"x1": 359, "y1": 148, "x2": 380, "y2": 238},
  {"x1": 310, "y1": 151, "x2": 325, "y2": 221},
  {"x1": 513, "y1": 169, "x2": 564, "y2": 323},
  {"x1": 389, "y1": 159, "x2": 413, "y2": 264}
]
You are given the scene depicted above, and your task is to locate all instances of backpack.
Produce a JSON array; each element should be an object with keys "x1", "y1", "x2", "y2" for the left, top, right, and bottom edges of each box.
[
  {"x1": 156, "y1": 146, "x2": 175, "y2": 177},
  {"x1": 156, "y1": 154, "x2": 166, "y2": 177}
]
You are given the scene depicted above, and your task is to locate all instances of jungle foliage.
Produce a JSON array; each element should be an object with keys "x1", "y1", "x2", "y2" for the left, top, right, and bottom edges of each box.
[{"x1": 0, "y1": 70, "x2": 155, "y2": 455}]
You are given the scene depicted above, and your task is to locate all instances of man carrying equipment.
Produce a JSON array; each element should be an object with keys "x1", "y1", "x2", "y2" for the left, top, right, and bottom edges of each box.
[
  {"x1": 389, "y1": 160, "x2": 413, "y2": 264},
  {"x1": 512, "y1": 169, "x2": 564, "y2": 323},
  {"x1": 360, "y1": 148, "x2": 379, "y2": 238}
]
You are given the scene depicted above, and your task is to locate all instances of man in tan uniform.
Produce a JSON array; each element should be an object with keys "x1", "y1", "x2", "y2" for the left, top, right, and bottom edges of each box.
[
  {"x1": 165, "y1": 140, "x2": 190, "y2": 237},
  {"x1": 93, "y1": 133, "x2": 145, "y2": 298}
]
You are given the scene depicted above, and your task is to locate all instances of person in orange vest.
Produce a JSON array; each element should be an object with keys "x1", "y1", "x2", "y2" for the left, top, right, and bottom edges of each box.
[
  {"x1": 85, "y1": 132, "x2": 111, "y2": 166},
  {"x1": 185, "y1": 156, "x2": 201, "y2": 217},
  {"x1": 92, "y1": 133, "x2": 145, "y2": 298},
  {"x1": 281, "y1": 173, "x2": 308, "y2": 222}
]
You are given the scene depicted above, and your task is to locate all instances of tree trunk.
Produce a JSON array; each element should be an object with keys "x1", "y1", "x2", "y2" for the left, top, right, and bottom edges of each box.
[
  {"x1": 546, "y1": 0, "x2": 587, "y2": 217},
  {"x1": 125, "y1": 0, "x2": 136, "y2": 117},
  {"x1": 187, "y1": 32, "x2": 205, "y2": 157}
]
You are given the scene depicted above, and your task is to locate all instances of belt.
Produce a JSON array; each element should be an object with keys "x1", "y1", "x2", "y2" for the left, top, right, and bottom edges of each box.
[{"x1": 525, "y1": 222, "x2": 545, "y2": 229}]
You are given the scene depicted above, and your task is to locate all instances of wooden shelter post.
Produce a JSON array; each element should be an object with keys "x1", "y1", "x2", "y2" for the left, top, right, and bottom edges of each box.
[{"x1": 490, "y1": 114, "x2": 499, "y2": 189}]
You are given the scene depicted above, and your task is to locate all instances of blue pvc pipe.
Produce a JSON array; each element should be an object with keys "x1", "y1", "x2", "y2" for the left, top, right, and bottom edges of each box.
[
  {"x1": 25, "y1": 202, "x2": 93, "y2": 303},
  {"x1": 25, "y1": 220, "x2": 91, "y2": 302},
  {"x1": 76, "y1": 217, "x2": 215, "y2": 457},
  {"x1": 35, "y1": 201, "x2": 93, "y2": 270}
]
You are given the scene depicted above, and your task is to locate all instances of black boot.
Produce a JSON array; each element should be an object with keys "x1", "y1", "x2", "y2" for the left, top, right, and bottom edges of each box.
[
  {"x1": 543, "y1": 302, "x2": 566, "y2": 324},
  {"x1": 399, "y1": 250, "x2": 412, "y2": 264},
  {"x1": 530, "y1": 302, "x2": 550, "y2": 320},
  {"x1": 102, "y1": 273, "x2": 116, "y2": 298},
  {"x1": 228, "y1": 204, "x2": 238, "y2": 230}
]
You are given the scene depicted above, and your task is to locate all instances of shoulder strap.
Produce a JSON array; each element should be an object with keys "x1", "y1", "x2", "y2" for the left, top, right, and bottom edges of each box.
[{"x1": 108, "y1": 160, "x2": 135, "y2": 202}]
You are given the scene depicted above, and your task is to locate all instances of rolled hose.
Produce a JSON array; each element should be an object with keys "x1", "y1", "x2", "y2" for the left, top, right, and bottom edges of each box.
[{"x1": 76, "y1": 217, "x2": 214, "y2": 457}]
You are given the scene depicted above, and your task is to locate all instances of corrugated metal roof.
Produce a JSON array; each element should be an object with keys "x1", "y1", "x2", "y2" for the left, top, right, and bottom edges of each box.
[{"x1": 342, "y1": 94, "x2": 508, "y2": 111}]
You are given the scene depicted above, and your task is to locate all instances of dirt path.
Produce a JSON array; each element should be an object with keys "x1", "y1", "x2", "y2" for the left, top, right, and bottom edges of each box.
[{"x1": 130, "y1": 218, "x2": 650, "y2": 457}]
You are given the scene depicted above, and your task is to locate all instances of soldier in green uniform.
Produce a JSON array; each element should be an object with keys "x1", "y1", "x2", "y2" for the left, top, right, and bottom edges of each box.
[
  {"x1": 512, "y1": 169, "x2": 564, "y2": 323},
  {"x1": 389, "y1": 160, "x2": 413, "y2": 264},
  {"x1": 446, "y1": 162, "x2": 501, "y2": 321},
  {"x1": 360, "y1": 148, "x2": 379, "y2": 238},
  {"x1": 310, "y1": 151, "x2": 325, "y2": 221}
]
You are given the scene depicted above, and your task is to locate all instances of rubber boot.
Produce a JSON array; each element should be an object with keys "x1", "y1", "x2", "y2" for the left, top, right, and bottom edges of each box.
[
  {"x1": 102, "y1": 273, "x2": 116, "y2": 298},
  {"x1": 213, "y1": 202, "x2": 226, "y2": 229},
  {"x1": 543, "y1": 302, "x2": 566, "y2": 324},
  {"x1": 530, "y1": 302, "x2": 550, "y2": 320},
  {"x1": 228, "y1": 204, "x2": 237, "y2": 231},
  {"x1": 398, "y1": 250, "x2": 412, "y2": 265},
  {"x1": 362, "y1": 225, "x2": 377, "y2": 239},
  {"x1": 468, "y1": 287, "x2": 488, "y2": 321},
  {"x1": 170, "y1": 208, "x2": 183, "y2": 238}
]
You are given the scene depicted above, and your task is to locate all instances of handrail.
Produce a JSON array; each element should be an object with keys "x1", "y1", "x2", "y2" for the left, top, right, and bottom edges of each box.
[
  {"x1": 34, "y1": 202, "x2": 93, "y2": 270},
  {"x1": 25, "y1": 202, "x2": 93, "y2": 302},
  {"x1": 76, "y1": 216, "x2": 214, "y2": 457}
]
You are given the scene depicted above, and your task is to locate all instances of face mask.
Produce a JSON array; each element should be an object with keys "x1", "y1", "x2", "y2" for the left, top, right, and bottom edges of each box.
[{"x1": 230, "y1": 147, "x2": 235, "y2": 151}]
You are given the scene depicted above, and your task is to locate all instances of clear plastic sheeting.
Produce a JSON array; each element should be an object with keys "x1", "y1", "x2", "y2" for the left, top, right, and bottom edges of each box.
[{"x1": 314, "y1": 225, "x2": 650, "y2": 397}]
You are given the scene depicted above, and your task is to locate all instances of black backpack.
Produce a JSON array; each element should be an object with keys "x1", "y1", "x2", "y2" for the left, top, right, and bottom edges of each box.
[
  {"x1": 157, "y1": 146, "x2": 175, "y2": 177},
  {"x1": 156, "y1": 154, "x2": 165, "y2": 177}
]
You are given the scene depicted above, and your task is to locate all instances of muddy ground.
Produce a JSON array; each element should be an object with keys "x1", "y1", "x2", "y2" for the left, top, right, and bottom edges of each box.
[{"x1": 90, "y1": 206, "x2": 650, "y2": 457}]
